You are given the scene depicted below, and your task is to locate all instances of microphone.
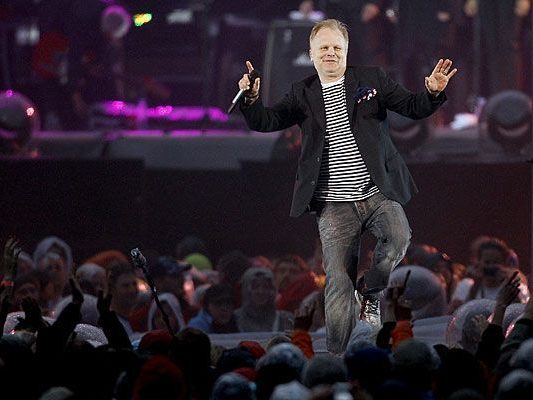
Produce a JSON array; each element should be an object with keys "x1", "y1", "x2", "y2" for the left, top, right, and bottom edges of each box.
[{"x1": 227, "y1": 69, "x2": 260, "y2": 114}]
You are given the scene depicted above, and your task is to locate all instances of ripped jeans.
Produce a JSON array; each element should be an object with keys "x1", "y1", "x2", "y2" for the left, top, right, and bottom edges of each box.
[{"x1": 316, "y1": 192, "x2": 411, "y2": 354}]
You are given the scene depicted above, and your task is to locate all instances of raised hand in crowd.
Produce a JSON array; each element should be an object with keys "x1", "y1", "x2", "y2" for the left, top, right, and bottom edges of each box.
[
  {"x1": 0, "y1": 286, "x2": 10, "y2": 333},
  {"x1": 294, "y1": 302, "x2": 316, "y2": 332},
  {"x1": 97, "y1": 289, "x2": 113, "y2": 317},
  {"x1": 495, "y1": 281, "x2": 533, "y2": 372},
  {"x1": 2, "y1": 237, "x2": 22, "y2": 282},
  {"x1": 523, "y1": 286, "x2": 533, "y2": 321},
  {"x1": 97, "y1": 289, "x2": 132, "y2": 350},
  {"x1": 492, "y1": 270, "x2": 520, "y2": 326},
  {"x1": 69, "y1": 274, "x2": 85, "y2": 306},
  {"x1": 0, "y1": 237, "x2": 23, "y2": 331},
  {"x1": 21, "y1": 296, "x2": 47, "y2": 332},
  {"x1": 292, "y1": 300, "x2": 317, "y2": 358}
]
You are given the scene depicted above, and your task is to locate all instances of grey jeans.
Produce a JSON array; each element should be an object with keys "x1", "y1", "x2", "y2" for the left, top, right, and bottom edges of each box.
[{"x1": 316, "y1": 192, "x2": 411, "y2": 354}]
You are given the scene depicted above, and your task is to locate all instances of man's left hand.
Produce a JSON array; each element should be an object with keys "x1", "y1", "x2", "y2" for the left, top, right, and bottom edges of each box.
[{"x1": 425, "y1": 58, "x2": 457, "y2": 96}]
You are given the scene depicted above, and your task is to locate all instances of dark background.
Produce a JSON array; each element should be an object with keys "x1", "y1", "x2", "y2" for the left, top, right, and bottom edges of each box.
[{"x1": 1, "y1": 158, "x2": 530, "y2": 271}]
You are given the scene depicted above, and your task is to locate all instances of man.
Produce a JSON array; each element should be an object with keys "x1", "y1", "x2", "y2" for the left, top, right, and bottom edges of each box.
[
  {"x1": 238, "y1": 19, "x2": 456, "y2": 354},
  {"x1": 35, "y1": 0, "x2": 131, "y2": 129},
  {"x1": 107, "y1": 261, "x2": 139, "y2": 338}
]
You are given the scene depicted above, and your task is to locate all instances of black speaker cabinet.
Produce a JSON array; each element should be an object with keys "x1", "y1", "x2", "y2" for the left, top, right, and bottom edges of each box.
[{"x1": 263, "y1": 19, "x2": 317, "y2": 105}]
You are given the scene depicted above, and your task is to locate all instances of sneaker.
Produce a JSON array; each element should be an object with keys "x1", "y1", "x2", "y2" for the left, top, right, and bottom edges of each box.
[{"x1": 359, "y1": 294, "x2": 381, "y2": 327}]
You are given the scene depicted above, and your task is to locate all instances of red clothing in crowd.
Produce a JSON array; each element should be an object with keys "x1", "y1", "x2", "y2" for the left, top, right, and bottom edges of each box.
[{"x1": 276, "y1": 272, "x2": 319, "y2": 313}]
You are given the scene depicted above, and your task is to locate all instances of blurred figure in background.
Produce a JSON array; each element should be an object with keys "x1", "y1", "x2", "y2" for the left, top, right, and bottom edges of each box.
[
  {"x1": 273, "y1": 255, "x2": 319, "y2": 313},
  {"x1": 188, "y1": 284, "x2": 239, "y2": 333},
  {"x1": 34, "y1": 0, "x2": 131, "y2": 129},
  {"x1": 235, "y1": 267, "x2": 293, "y2": 332},
  {"x1": 216, "y1": 250, "x2": 252, "y2": 308},
  {"x1": 130, "y1": 256, "x2": 194, "y2": 332},
  {"x1": 75, "y1": 262, "x2": 107, "y2": 296},
  {"x1": 396, "y1": 0, "x2": 454, "y2": 123},
  {"x1": 319, "y1": 0, "x2": 396, "y2": 67},
  {"x1": 450, "y1": 237, "x2": 529, "y2": 312},
  {"x1": 106, "y1": 261, "x2": 139, "y2": 337},
  {"x1": 147, "y1": 292, "x2": 186, "y2": 334},
  {"x1": 464, "y1": 0, "x2": 531, "y2": 96},
  {"x1": 32, "y1": 236, "x2": 73, "y2": 312}
]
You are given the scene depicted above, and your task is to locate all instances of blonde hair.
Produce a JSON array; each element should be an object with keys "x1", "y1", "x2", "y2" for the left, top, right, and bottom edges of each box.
[{"x1": 309, "y1": 19, "x2": 349, "y2": 46}]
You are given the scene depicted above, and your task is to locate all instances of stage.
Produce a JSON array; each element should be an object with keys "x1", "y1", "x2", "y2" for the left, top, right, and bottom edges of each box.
[{"x1": 1, "y1": 126, "x2": 531, "y2": 270}]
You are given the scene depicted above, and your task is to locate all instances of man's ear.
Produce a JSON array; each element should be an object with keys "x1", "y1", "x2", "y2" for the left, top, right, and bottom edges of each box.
[{"x1": 308, "y1": 49, "x2": 313, "y2": 60}]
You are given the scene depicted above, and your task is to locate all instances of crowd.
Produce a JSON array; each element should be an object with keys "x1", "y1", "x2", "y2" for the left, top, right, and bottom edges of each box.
[{"x1": 0, "y1": 233, "x2": 531, "y2": 399}]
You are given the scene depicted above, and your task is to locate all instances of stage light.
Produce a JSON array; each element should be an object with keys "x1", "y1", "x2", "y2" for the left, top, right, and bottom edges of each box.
[
  {"x1": 480, "y1": 90, "x2": 532, "y2": 152},
  {"x1": 134, "y1": 13, "x2": 153, "y2": 27},
  {"x1": 387, "y1": 111, "x2": 429, "y2": 154},
  {"x1": 102, "y1": 6, "x2": 132, "y2": 39},
  {"x1": 0, "y1": 90, "x2": 40, "y2": 155}
]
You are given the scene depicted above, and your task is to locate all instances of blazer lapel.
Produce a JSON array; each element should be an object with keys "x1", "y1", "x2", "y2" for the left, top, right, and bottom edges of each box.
[
  {"x1": 345, "y1": 68, "x2": 359, "y2": 129},
  {"x1": 306, "y1": 77, "x2": 326, "y2": 133}
]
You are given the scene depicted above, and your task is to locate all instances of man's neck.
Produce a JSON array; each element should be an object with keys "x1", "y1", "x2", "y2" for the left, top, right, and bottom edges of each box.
[{"x1": 319, "y1": 70, "x2": 346, "y2": 84}]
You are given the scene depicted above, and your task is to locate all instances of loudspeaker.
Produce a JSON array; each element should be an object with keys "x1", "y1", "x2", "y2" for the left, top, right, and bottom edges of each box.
[{"x1": 263, "y1": 19, "x2": 316, "y2": 105}]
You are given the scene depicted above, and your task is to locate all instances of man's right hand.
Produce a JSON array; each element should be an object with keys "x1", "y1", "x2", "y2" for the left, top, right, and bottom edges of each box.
[{"x1": 238, "y1": 61, "x2": 261, "y2": 105}]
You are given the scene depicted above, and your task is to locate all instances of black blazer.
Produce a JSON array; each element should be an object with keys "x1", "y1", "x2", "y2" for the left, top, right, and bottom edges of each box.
[{"x1": 240, "y1": 65, "x2": 446, "y2": 217}]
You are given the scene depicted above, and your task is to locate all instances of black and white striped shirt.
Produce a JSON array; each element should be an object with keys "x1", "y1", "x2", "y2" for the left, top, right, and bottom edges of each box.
[{"x1": 313, "y1": 76, "x2": 379, "y2": 201}]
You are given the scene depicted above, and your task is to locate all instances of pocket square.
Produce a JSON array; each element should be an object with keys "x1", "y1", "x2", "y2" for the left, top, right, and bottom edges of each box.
[{"x1": 354, "y1": 87, "x2": 378, "y2": 104}]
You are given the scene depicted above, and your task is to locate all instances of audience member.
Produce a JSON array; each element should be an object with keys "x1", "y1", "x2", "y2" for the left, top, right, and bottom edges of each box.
[
  {"x1": 2, "y1": 234, "x2": 533, "y2": 400},
  {"x1": 216, "y1": 251, "x2": 253, "y2": 307},
  {"x1": 146, "y1": 292, "x2": 186, "y2": 334},
  {"x1": 273, "y1": 255, "x2": 319, "y2": 313},
  {"x1": 75, "y1": 262, "x2": 107, "y2": 296},
  {"x1": 106, "y1": 261, "x2": 139, "y2": 337},
  {"x1": 188, "y1": 284, "x2": 239, "y2": 333},
  {"x1": 450, "y1": 237, "x2": 529, "y2": 312},
  {"x1": 130, "y1": 256, "x2": 194, "y2": 332},
  {"x1": 234, "y1": 267, "x2": 293, "y2": 332}
]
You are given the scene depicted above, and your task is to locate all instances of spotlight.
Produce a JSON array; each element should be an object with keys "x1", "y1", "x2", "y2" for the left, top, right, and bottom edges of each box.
[
  {"x1": 0, "y1": 90, "x2": 40, "y2": 155},
  {"x1": 387, "y1": 111, "x2": 429, "y2": 154},
  {"x1": 101, "y1": 5, "x2": 132, "y2": 39},
  {"x1": 480, "y1": 90, "x2": 532, "y2": 152}
]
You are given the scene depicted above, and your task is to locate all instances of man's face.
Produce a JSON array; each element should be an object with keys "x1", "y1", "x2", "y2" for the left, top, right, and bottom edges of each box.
[
  {"x1": 38, "y1": 253, "x2": 68, "y2": 295},
  {"x1": 479, "y1": 248, "x2": 505, "y2": 266},
  {"x1": 207, "y1": 301, "x2": 234, "y2": 325},
  {"x1": 309, "y1": 27, "x2": 348, "y2": 82},
  {"x1": 249, "y1": 277, "x2": 275, "y2": 306},
  {"x1": 478, "y1": 248, "x2": 506, "y2": 282},
  {"x1": 111, "y1": 272, "x2": 139, "y2": 310}
]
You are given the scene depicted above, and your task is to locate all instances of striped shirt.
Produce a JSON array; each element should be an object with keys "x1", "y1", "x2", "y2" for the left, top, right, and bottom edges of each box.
[{"x1": 313, "y1": 76, "x2": 379, "y2": 201}]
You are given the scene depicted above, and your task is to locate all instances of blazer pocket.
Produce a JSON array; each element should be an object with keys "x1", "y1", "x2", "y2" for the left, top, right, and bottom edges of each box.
[{"x1": 359, "y1": 99, "x2": 379, "y2": 119}]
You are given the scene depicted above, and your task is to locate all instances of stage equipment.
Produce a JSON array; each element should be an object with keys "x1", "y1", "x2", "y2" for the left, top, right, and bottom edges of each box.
[
  {"x1": 479, "y1": 90, "x2": 532, "y2": 153},
  {"x1": 0, "y1": 90, "x2": 39, "y2": 154},
  {"x1": 263, "y1": 20, "x2": 316, "y2": 105},
  {"x1": 387, "y1": 111, "x2": 430, "y2": 154}
]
